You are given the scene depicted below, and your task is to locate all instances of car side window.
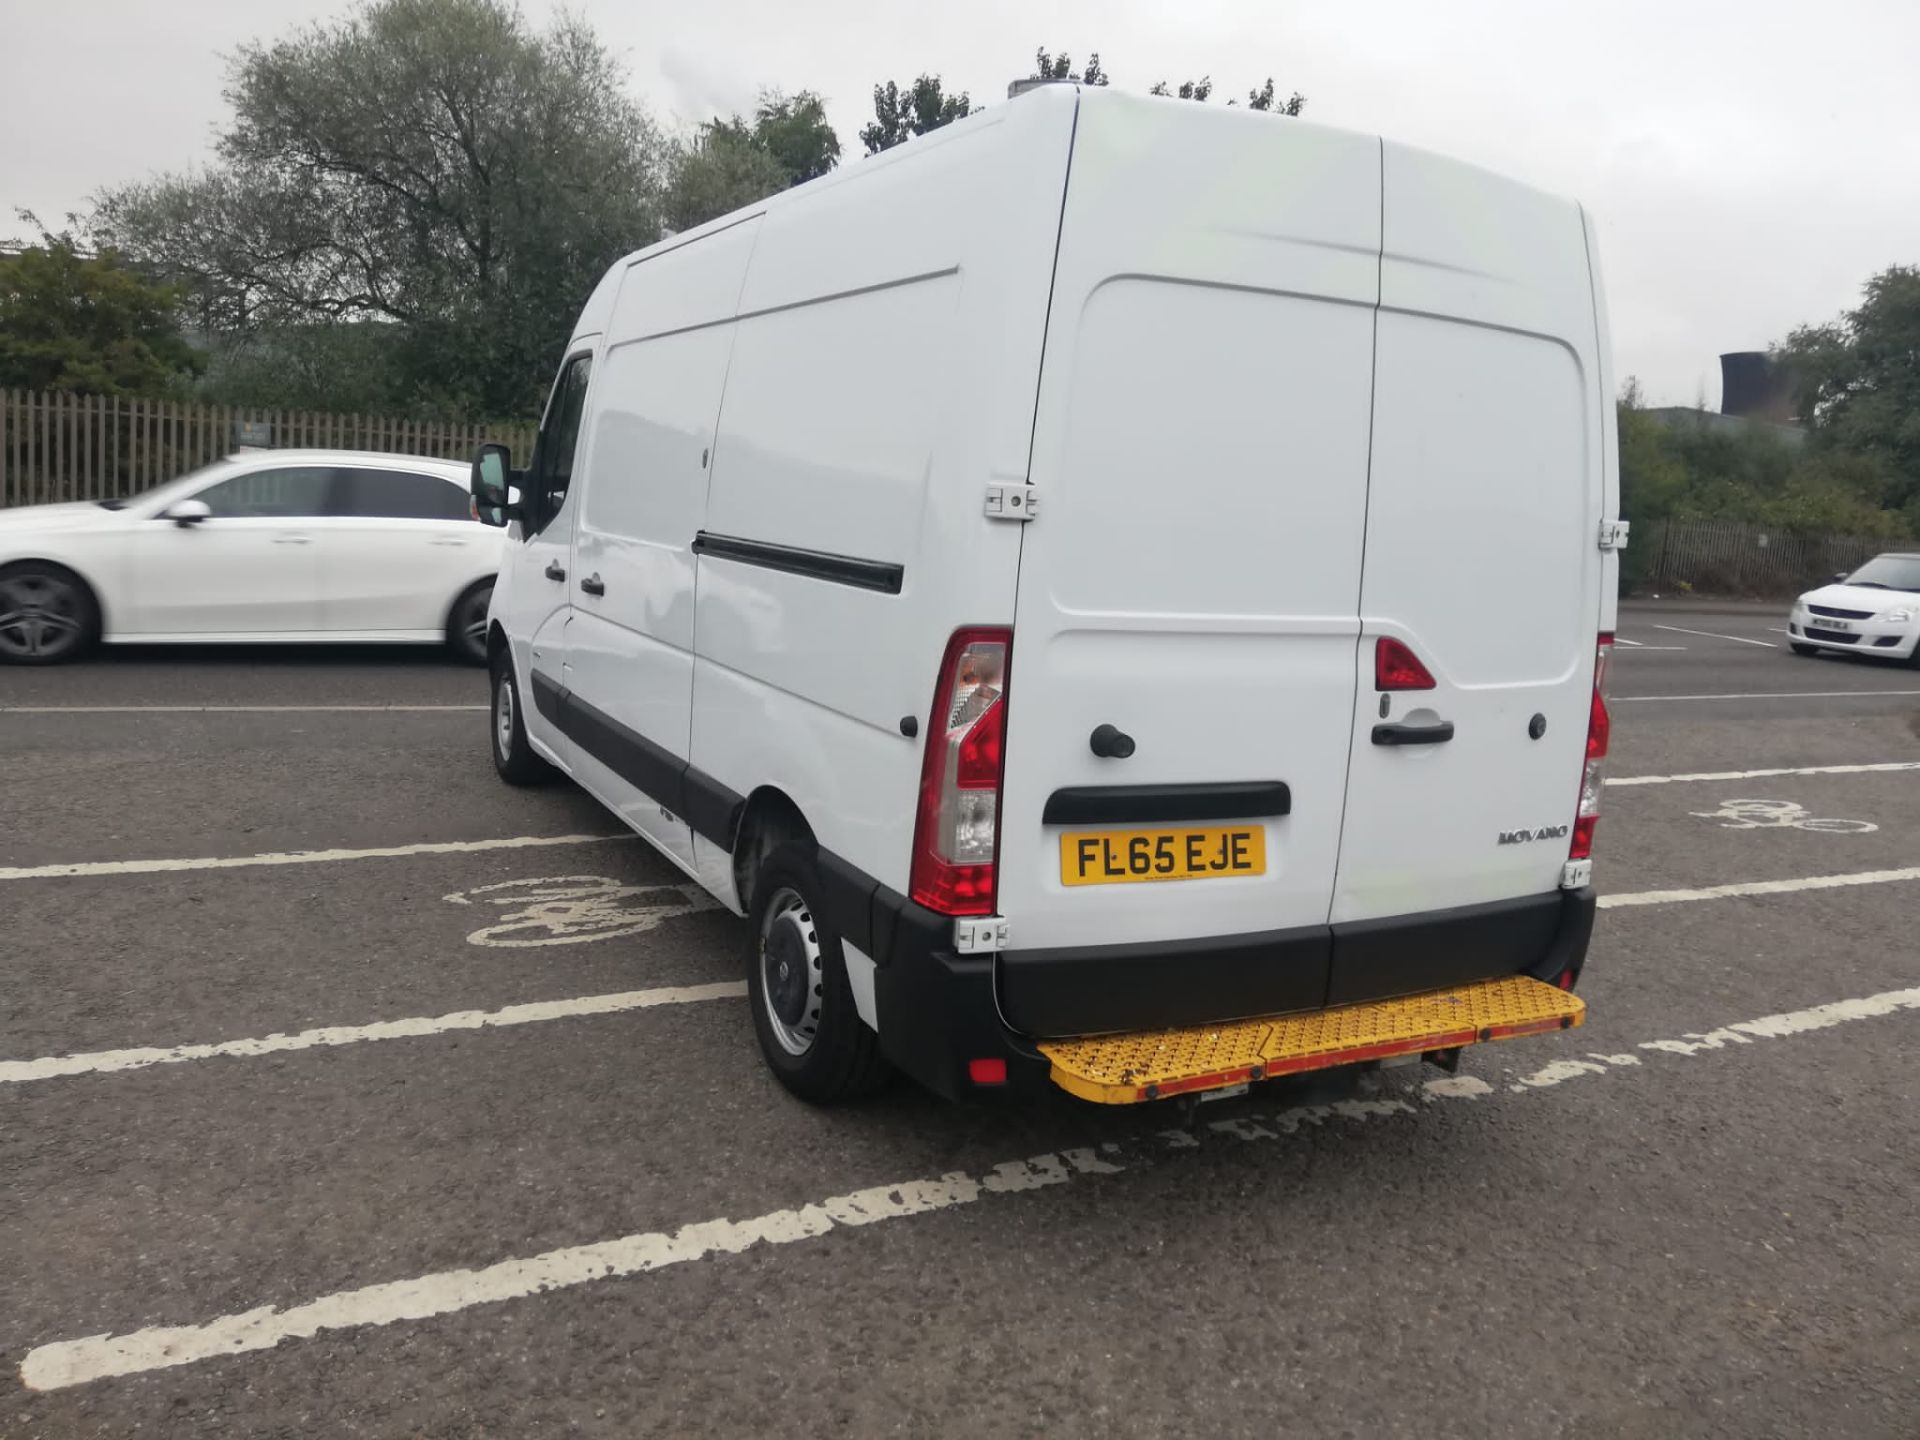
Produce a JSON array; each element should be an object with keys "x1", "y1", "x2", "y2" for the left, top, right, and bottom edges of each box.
[
  {"x1": 528, "y1": 354, "x2": 592, "y2": 533},
  {"x1": 192, "y1": 467, "x2": 335, "y2": 519},
  {"x1": 337, "y1": 469, "x2": 472, "y2": 521}
]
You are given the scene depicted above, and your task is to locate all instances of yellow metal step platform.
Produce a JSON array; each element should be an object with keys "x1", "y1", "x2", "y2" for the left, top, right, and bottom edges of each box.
[{"x1": 1038, "y1": 975, "x2": 1584, "y2": 1105}]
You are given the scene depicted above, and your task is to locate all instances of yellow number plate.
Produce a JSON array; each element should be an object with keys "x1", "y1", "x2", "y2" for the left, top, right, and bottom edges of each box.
[{"x1": 1059, "y1": 826, "x2": 1267, "y2": 886}]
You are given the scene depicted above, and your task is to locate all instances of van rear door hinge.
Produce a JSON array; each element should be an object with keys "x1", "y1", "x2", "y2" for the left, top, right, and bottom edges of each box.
[
  {"x1": 1597, "y1": 519, "x2": 1630, "y2": 552},
  {"x1": 984, "y1": 484, "x2": 1037, "y2": 522},
  {"x1": 953, "y1": 917, "x2": 1009, "y2": 954}
]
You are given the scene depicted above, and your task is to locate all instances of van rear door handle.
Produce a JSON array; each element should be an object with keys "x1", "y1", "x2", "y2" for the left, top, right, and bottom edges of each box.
[
  {"x1": 1371, "y1": 721, "x2": 1455, "y2": 746},
  {"x1": 545, "y1": 561, "x2": 566, "y2": 582},
  {"x1": 579, "y1": 574, "x2": 605, "y2": 596}
]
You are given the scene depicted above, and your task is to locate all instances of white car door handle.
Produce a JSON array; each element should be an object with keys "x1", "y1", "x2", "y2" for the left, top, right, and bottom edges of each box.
[{"x1": 272, "y1": 535, "x2": 312, "y2": 545}]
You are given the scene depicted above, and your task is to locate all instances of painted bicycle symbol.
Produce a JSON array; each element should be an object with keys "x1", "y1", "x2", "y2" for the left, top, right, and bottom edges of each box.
[
  {"x1": 441, "y1": 875, "x2": 718, "y2": 947},
  {"x1": 1689, "y1": 798, "x2": 1877, "y2": 834}
]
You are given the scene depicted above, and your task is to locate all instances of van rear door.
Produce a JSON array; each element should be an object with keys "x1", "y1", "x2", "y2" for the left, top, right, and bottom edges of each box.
[
  {"x1": 993, "y1": 97, "x2": 1382, "y2": 1035},
  {"x1": 1325, "y1": 143, "x2": 1605, "y2": 1003}
]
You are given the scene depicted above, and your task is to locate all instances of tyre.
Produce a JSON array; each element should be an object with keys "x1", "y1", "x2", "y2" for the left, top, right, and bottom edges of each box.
[
  {"x1": 447, "y1": 580, "x2": 493, "y2": 666},
  {"x1": 746, "y1": 844, "x2": 893, "y2": 1103},
  {"x1": 1789, "y1": 642, "x2": 1819, "y2": 657},
  {"x1": 0, "y1": 562, "x2": 98, "y2": 665},
  {"x1": 489, "y1": 650, "x2": 553, "y2": 786}
]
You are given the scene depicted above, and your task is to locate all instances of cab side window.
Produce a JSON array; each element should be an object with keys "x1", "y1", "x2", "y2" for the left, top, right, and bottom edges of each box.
[{"x1": 528, "y1": 355, "x2": 592, "y2": 533}]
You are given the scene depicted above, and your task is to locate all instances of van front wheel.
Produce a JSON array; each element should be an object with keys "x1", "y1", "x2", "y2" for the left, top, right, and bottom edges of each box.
[
  {"x1": 747, "y1": 845, "x2": 892, "y2": 1103},
  {"x1": 490, "y1": 652, "x2": 552, "y2": 786}
]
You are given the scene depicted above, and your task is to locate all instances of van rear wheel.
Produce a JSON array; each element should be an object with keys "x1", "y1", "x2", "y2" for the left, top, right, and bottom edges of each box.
[{"x1": 747, "y1": 845, "x2": 892, "y2": 1103}]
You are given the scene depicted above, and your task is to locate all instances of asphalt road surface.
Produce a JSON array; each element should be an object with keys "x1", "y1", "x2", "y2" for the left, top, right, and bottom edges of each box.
[{"x1": 3, "y1": 602, "x2": 1917, "y2": 1438}]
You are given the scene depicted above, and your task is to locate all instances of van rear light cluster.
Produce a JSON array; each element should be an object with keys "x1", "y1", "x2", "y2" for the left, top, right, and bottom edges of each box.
[
  {"x1": 1569, "y1": 633, "x2": 1614, "y2": 860},
  {"x1": 910, "y1": 629, "x2": 1012, "y2": 916}
]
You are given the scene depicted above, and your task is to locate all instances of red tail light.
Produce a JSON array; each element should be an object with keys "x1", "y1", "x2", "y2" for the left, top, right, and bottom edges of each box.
[
  {"x1": 1570, "y1": 633, "x2": 1613, "y2": 861},
  {"x1": 910, "y1": 628, "x2": 1012, "y2": 916},
  {"x1": 1375, "y1": 636, "x2": 1437, "y2": 691}
]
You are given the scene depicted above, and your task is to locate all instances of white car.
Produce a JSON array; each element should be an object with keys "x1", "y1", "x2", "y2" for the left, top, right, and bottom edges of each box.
[
  {"x1": 0, "y1": 450, "x2": 504, "y2": 665},
  {"x1": 1787, "y1": 553, "x2": 1920, "y2": 662}
]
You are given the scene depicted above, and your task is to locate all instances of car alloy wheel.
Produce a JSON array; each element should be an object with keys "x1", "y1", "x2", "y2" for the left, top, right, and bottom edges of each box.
[{"x1": 0, "y1": 571, "x2": 88, "y2": 662}]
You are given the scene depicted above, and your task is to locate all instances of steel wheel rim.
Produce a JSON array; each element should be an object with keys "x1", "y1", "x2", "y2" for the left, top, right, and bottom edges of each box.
[
  {"x1": 759, "y1": 886, "x2": 824, "y2": 1057},
  {"x1": 494, "y1": 671, "x2": 515, "y2": 760},
  {"x1": 0, "y1": 574, "x2": 84, "y2": 659}
]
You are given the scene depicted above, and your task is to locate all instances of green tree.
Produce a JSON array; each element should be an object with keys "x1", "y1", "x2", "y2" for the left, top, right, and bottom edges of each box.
[
  {"x1": 91, "y1": 0, "x2": 669, "y2": 418},
  {"x1": 1032, "y1": 48, "x2": 1108, "y2": 86},
  {"x1": 861, "y1": 76, "x2": 971, "y2": 155},
  {"x1": 752, "y1": 90, "x2": 841, "y2": 185},
  {"x1": 1246, "y1": 78, "x2": 1306, "y2": 115},
  {"x1": 1149, "y1": 77, "x2": 1214, "y2": 102},
  {"x1": 665, "y1": 88, "x2": 842, "y2": 232},
  {"x1": 1779, "y1": 265, "x2": 1920, "y2": 518},
  {"x1": 0, "y1": 228, "x2": 205, "y2": 395},
  {"x1": 665, "y1": 122, "x2": 791, "y2": 232}
]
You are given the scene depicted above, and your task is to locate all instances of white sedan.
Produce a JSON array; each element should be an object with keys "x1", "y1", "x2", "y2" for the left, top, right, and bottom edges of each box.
[
  {"x1": 1787, "y1": 552, "x2": 1920, "y2": 663},
  {"x1": 0, "y1": 450, "x2": 504, "y2": 665}
]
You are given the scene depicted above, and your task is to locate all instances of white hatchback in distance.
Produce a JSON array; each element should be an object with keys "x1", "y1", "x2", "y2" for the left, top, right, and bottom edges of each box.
[
  {"x1": 0, "y1": 450, "x2": 504, "y2": 665},
  {"x1": 1787, "y1": 553, "x2": 1920, "y2": 662}
]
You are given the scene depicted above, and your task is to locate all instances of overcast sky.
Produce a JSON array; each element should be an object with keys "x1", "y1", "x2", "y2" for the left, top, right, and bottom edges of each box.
[{"x1": 4, "y1": 0, "x2": 1915, "y2": 406}]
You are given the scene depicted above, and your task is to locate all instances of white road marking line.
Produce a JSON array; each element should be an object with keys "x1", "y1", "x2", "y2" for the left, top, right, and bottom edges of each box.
[
  {"x1": 13, "y1": 862, "x2": 1920, "y2": 1089},
  {"x1": 1613, "y1": 645, "x2": 1689, "y2": 651},
  {"x1": 1600, "y1": 865, "x2": 1920, "y2": 909},
  {"x1": 1614, "y1": 689, "x2": 1920, "y2": 703},
  {"x1": 25, "y1": 981, "x2": 1920, "y2": 1392},
  {"x1": 0, "y1": 982, "x2": 746, "y2": 1085},
  {"x1": 0, "y1": 834, "x2": 629, "y2": 882},
  {"x1": 1651, "y1": 623, "x2": 1778, "y2": 648},
  {"x1": 0, "y1": 705, "x2": 487, "y2": 714},
  {"x1": 1614, "y1": 637, "x2": 1645, "y2": 646},
  {"x1": 1610, "y1": 760, "x2": 1920, "y2": 787}
]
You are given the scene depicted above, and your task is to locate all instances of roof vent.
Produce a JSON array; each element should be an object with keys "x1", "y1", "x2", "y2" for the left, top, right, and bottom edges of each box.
[{"x1": 1007, "y1": 77, "x2": 1075, "y2": 99}]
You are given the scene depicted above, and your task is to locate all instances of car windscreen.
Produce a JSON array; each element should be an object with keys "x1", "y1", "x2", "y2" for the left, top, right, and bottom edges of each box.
[
  {"x1": 1842, "y1": 555, "x2": 1920, "y2": 592},
  {"x1": 94, "y1": 459, "x2": 244, "y2": 513}
]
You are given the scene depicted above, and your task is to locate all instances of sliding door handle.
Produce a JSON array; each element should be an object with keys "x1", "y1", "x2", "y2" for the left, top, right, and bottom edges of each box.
[
  {"x1": 579, "y1": 574, "x2": 605, "y2": 596},
  {"x1": 544, "y1": 561, "x2": 566, "y2": 582}
]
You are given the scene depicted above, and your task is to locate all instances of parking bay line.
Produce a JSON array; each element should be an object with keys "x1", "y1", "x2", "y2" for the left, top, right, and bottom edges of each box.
[
  {"x1": 1609, "y1": 760, "x2": 1920, "y2": 787},
  {"x1": 0, "y1": 705, "x2": 488, "y2": 714},
  {"x1": 1651, "y1": 624, "x2": 1779, "y2": 649},
  {"x1": 0, "y1": 833, "x2": 629, "y2": 882},
  {"x1": 1615, "y1": 689, "x2": 1920, "y2": 703},
  {"x1": 0, "y1": 981, "x2": 748, "y2": 1085},
  {"x1": 11, "y1": 863, "x2": 1920, "y2": 1089},
  {"x1": 22, "y1": 980, "x2": 1920, "y2": 1392}
]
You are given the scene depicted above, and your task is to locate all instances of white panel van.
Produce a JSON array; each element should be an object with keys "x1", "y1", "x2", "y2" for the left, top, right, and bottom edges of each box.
[{"x1": 472, "y1": 84, "x2": 1621, "y2": 1106}]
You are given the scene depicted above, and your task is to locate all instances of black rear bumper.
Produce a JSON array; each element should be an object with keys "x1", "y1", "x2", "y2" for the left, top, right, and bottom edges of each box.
[{"x1": 831, "y1": 855, "x2": 1597, "y2": 1101}]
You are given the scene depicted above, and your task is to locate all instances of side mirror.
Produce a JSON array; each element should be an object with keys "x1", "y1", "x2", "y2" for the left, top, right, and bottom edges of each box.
[
  {"x1": 164, "y1": 499, "x2": 212, "y2": 527},
  {"x1": 1832, "y1": 571, "x2": 1849, "y2": 585},
  {"x1": 471, "y1": 443, "x2": 518, "y2": 528}
]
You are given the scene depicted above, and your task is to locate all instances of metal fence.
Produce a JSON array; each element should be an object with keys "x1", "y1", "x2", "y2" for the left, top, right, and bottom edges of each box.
[
  {"x1": 1634, "y1": 517, "x2": 1895, "y2": 598},
  {"x1": 0, "y1": 389, "x2": 536, "y2": 509}
]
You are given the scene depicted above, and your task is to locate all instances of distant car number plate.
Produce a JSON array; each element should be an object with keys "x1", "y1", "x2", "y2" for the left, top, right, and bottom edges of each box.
[
  {"x1": 1060, "y1": 826, "x2": 1266, "y2": 886},
  {"x1": 1814, "y1": 617, "x2": 1853, "y2": 631}
]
